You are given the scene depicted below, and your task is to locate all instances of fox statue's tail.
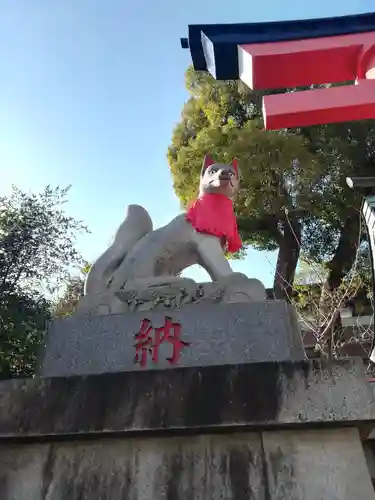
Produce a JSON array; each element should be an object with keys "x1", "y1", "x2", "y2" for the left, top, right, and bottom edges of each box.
[{"x1": 84, "y1": 204, "x2": 153, "y2": 295}]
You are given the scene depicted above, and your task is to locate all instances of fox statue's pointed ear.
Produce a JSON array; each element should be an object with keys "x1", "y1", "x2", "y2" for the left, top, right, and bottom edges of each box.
[
  {"x1": 232, "y1": 158, "x2": 239, "y2": 176},
  {"x1": 202, "y1": 155, "x2": 214, "y2": 172}
]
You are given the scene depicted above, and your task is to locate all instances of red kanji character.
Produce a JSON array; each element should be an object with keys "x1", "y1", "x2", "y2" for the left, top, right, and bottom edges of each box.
[
  {"x1": 134, "y1": 318, "x2": 153, "y2": 367},
  {"x1": 153, "y1": 317, "x2": 190, "y2": 365},
  {"x1": 133, "y1": 317, "x2": 190, "y2": 367}
]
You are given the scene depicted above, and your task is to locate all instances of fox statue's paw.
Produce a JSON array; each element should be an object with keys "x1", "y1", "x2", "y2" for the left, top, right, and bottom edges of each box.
[{"x1": 220, "y1": 273, "x2": 267, "y2": 302}]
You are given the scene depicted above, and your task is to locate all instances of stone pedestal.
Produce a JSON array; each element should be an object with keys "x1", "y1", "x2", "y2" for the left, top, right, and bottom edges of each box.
[
  {"x1": 0, "y1": 360, "x2": 375, "y2": 499},
  {"x1": 2, "y1": 295, "x2": 375, "y2": 499},
  {"x1": 40, "y1": 301, "x2": 306, "y2": 377}
]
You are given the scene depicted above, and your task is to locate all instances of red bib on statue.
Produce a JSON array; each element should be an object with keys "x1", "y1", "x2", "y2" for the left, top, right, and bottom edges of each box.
[{"x1": 185, "y1": 193, "x2": 242, "y2": 253}]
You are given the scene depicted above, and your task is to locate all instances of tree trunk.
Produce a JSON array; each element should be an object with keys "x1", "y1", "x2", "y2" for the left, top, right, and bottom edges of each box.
[
  {"x1": 325, "y1": 209, "x2": 361, "y2": 292},
  {"x1": 319, "y1": 209, "x2": 360, "y2": 356},
  {"x1": 273, "y1": 218, "x2": 302, "y2": 301}
]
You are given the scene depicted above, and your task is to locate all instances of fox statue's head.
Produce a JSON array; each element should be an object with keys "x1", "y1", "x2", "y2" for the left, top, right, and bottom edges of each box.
[{"x1": 199, "y1": 155, "x2": 240, "y2": 198}]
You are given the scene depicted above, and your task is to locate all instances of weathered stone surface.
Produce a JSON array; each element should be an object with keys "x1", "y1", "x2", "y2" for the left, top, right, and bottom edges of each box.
[
  {"x1": 0, "y1": 430, "x2": 374, "y2": 499},
  {"x1": 263, "y1": 428, "x2": 375, "y2": 499},
  {"x1": 0, "y1": 444, "x2": 50, "y2": 500},
  {"x1": 363, "y1": 441, "x2": 375, "y2": 487},
  {"x1": 0, "y1": 433, "x2": 266, "y2": 500},
  {"x1": 41, "y1": 301, "x2": 306, "y2": 378},
  {"x1": 1, "y1": 360, "x2": 374, "y2": 439}
]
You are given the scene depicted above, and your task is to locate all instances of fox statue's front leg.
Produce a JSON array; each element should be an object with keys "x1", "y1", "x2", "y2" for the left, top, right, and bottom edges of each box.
[{"x1": 194, "y1": 232, "x2": 233, "y2": 279}]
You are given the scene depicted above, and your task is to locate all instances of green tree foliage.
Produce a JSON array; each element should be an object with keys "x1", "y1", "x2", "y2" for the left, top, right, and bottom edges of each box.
[
  {"x1": 0, "y1": 185, "x2": 88, "y2": 377},
  {"x1": 0, "y1": 185, "x2": 87, "y2": 295},
  {"x1": 0, "y1": 291, "x2": 50, "y2": 379},
  {"x1": 54, "y1": 263, "x2": 90, "y2": 318},
  {"x1": 168, "y1": 68, "x2": 371, "y2": 304}
]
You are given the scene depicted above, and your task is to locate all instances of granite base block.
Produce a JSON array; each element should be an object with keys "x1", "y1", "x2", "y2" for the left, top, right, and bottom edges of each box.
[
  {"x1": 0, "y1": 429, "x2": 374, "y2": 500},
  {"x1": 41, "y1": 300, "x2": 306, "y2": 378},
  {"x1": 1, "y1": 360, "x2": 375, "y2": 439},
  {"x1": 1, "y1": 359, "x2": 375, "y2": 499},
  {"x1": 262, "y1": 428, "x2": 375, "y2": 500}
]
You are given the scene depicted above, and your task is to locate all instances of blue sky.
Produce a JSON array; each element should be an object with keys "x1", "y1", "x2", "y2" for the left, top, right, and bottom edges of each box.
[{"x1": 0, "y1": 0, "x2": 373, "y2": 287}]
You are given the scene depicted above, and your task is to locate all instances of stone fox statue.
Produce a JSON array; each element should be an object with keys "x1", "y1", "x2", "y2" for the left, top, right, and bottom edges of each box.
[{"x1": 85, "y1": 155, "x2": 243, "y2": 295}]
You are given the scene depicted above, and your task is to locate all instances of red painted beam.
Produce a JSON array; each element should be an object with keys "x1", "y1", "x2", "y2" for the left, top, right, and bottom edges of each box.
[
  {"x1": 239, "y1": 32, "x2": 375, "y2": 90},
  {"x1": 263, "y1": 79, "x2": 375, "y2": 129}
]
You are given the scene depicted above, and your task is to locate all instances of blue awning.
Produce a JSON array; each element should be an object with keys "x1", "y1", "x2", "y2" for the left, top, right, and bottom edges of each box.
[{"x1": 181, "y1": 12, "x2": 375, "y2": 80}]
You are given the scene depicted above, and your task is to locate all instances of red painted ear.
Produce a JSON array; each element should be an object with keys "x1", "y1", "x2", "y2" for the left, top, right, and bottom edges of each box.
[
  {"x1": 232, "y1": 158, "x2": 239, "y2": 176},
  {"x1": 203, "y1": 155, "x2": 215, "y2": 170}
]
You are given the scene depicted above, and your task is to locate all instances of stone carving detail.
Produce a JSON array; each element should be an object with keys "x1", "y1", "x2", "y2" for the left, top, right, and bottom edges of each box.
[
  {"x1": 76, "y1": 273, "x2": 266, "y2": 315},
  {"x1": 76, "y1": 155, "x2": 267, "y2": 315}
]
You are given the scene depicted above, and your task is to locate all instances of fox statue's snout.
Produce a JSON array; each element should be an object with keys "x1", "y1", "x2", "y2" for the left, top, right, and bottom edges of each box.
[{"x1": 218, "y1": 171, "x2": 231, "y2": 181}]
